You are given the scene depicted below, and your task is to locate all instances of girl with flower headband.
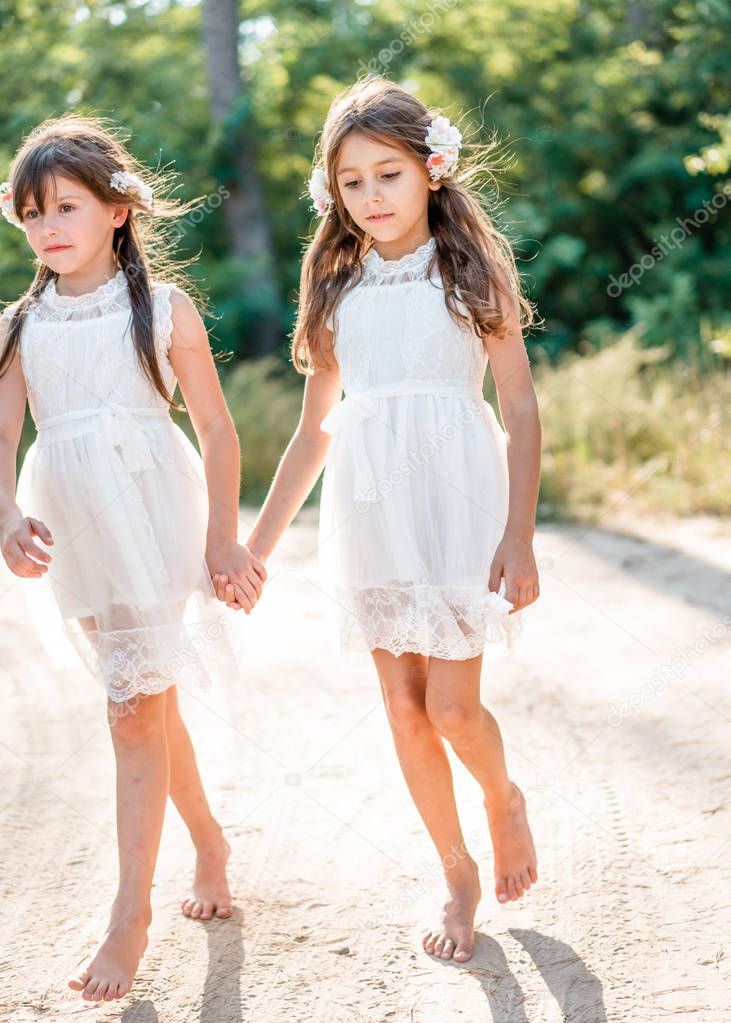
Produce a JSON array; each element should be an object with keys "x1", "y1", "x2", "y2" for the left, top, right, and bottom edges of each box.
[
  {"x1": 0, "y1": 114, "x2": 265, "y2": 1001},
  {"x1": 216, "y1": 76, "x2": 542, "y2": 964}
]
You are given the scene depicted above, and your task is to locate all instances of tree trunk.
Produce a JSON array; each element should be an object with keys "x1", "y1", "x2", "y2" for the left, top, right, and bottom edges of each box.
[{"x1": 202, "y1": 0, "x2": 281, "y2": 355}]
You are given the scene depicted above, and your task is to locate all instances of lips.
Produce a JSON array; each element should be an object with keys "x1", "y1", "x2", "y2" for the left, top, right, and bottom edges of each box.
[
  {"x1": 45, "y1": 245, "x2": 71, "y2": 252},
  {"x1": 366, "y1": 213, "x2": 394, "y2": 222}
]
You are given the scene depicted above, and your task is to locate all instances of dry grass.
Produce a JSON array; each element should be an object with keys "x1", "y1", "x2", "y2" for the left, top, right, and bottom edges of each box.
[{"x1": 531, "y1": 329, "x2": 730, "y2": 521}]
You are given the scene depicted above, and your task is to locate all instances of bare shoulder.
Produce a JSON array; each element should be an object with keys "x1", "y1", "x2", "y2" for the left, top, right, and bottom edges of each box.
[{"x1": 154, "y1": 282, "x2": 206, "y2": 349}]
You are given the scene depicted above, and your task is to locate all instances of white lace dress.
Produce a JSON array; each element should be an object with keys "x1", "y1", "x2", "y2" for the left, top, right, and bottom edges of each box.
[
  {"x1": 318, "y1": 236, "x2": 523, "y2": 660},
  {"x1": 5, "y1": 269, "x2": 237, "y2": 702}
]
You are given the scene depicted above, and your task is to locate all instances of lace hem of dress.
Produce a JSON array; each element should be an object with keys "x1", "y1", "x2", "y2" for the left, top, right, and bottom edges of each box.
[
  {"x1": 328, "y1": 582, "x2": 523, "y2": 661},
  {"x1": 361, "y1": 236, "x2": 437, "y2": 285},
  {"x1": 65, "y1": 617, "x2": 238, "y2": 703}
]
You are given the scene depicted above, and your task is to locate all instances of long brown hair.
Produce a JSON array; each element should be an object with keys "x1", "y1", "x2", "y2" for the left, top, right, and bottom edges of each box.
[
  {"x1": 0, "y1": 113, "x2": 208, "y2": 407},
  {"x1": 292, "y1": 76, "x2": 537, "y2": 373}
]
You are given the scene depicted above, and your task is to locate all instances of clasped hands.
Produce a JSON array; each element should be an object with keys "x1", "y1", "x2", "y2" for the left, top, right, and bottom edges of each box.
[{"x1": 206, "y1": 538, "x2": 267, "y2": 613}]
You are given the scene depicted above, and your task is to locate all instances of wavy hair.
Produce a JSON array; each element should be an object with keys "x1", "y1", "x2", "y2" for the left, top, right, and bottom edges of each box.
[
  {"x1": 292, "y1": 76, "x2": 537, "y2": 373},
  {"x1": 0, "y1": 112, "x2": 209, "y2": 407}
]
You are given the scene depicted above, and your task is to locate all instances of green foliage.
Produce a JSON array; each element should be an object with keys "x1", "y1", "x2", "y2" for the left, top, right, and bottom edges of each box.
[
  {"x1": 1, "y1": 0, "x2": 728, "y2": 366},
  {"x1": 1, "y1": 0, "x2": 728, "y2": 373}
]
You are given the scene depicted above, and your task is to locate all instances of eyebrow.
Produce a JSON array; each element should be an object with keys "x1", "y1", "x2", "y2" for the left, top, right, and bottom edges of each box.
[
  {"x1": 336, "y1": 158, "x2": 404, "y2": 175},
  {"x1": 21, "y1": 195, "x2": 82, "y2": 209}
]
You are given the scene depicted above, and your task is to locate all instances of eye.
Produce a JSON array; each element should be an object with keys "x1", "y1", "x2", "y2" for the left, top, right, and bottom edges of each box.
[
  {"x1": 344, "y1": 180, "x2": 359, "y2": 189},
  {"x1": 60, "y1": 204, "x2": 76, "y2": 213},
  {"x1": 24, "y1": 210, "x2": 38, "y2": 220},
  {"x1": 382, "y1": 172, "x2": 400, "y2": 180}
]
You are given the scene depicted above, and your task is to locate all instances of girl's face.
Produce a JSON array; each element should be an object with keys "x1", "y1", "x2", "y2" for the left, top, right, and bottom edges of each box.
[
  {"x1": 333, "y1": 132, "x2": 440, "y2": 249},
  {"x1": 19, "y1": 174, "x2": 128, "y2": 275}
]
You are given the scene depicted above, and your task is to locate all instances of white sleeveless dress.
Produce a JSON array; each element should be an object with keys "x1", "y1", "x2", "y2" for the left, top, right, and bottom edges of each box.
[
  {"x1": 5, "y1": 269, "x2": 237, "y2": 702},
  {"x1": 318, "y1": 236, "x2": 523, "y2": 660}
]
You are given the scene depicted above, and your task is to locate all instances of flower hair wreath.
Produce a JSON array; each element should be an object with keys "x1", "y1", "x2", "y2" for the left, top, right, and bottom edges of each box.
[
  {"x1": 307, "y1": 114, "x2": 463, "y2": 216},
  {"x1": 0, "y1": 171, "x2": 154, "y2": 229}
]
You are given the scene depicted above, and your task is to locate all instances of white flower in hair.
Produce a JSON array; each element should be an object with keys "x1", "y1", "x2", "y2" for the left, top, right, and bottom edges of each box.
[
  {"x1": 424, "y1": 115, "x2": 463, "y2": 181},
  {"x1": 110, "y1": 171, "x2": 154, "y2": 213},
  {"x1": 0, "y1": 181, "x2": 23, "y2": 228},
  {"x1": 308, "y1": 167, "x2": 333, "y2": 216}
]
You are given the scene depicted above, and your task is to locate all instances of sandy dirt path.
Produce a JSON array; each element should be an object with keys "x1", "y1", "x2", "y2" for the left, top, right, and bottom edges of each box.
[{"x1": 1, "y1": 507, "x2": 729, "y2": 1022}]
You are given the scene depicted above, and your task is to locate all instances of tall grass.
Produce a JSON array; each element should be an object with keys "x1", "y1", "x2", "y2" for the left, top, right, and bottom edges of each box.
[{"x1": 533, "y1": 329, "x2": 730, "y2": 521}]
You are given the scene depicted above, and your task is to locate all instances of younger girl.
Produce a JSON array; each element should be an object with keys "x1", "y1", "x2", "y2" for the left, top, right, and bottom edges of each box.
[
  {"x1": 216, "y1": 77, "x2": 541, "y2": 964},
  {"x1": 0, "y1": 115, "x2": 265, "y2": 1001}
]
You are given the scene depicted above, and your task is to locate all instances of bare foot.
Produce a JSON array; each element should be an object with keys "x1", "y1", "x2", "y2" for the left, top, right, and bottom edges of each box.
[
  {"x1": 181, "y1": 834, "x2": 233, "y2": 920},
  {"x1": 487, "y1": 781, "x2": 538, "y2": 904},
  {"x1": 67, "y1": 906, "x2": 150, "y2": 1001},
  {"x1": 423, "y1": 858, "x2": 482, "y2": 963}
]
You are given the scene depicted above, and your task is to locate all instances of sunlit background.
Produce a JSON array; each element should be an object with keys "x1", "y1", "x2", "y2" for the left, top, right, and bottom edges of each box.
[
  {"x1": 1, "y1": 0, "x2": 729, "y2": 518},
  {"x1": 2, "y1": 5, "x2": 731, "y2": 1022}
]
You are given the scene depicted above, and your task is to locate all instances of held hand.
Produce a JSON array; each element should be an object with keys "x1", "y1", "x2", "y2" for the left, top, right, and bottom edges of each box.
[
  {"x1": 489, "y1": 533, "x2": 539, "y2": 614},
  {"x1": 206, "y1": 540, "x2": 267, "y2": 613},
  {"x1": 0, "y1": 512, "x2": 54, "y2": 579},
  {"x1": 212, "y1": 573, "x2": 239, "y2": 611}
]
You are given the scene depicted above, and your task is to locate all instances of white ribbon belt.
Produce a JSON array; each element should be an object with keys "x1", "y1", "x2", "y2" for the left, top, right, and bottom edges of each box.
[
  {"x1": 36, "y1": 405, "x2": 172, "y2": 473},
  {"x1": 320, "y1": 382, "x2": 484, "y2": 436}
]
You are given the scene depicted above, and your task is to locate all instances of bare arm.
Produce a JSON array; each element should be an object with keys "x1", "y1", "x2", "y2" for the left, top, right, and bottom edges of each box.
[
  {"x1": 245, "y1": 348, "x2": 342, "y2": 561},
  {"x1": 167, "y1": 288, "x2": 265, "y2": 612},
  {"x1": 484, "y1": 298, "x2": 542, "y2": 611},
  {"x1": 0, "y1": 323, "x2": 54, "y2": 577}
]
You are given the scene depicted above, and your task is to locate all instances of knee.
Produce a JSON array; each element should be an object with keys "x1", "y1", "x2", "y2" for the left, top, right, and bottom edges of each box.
[
  {"x1": 425, "y1": 693, "x2": 479, "y2": 745},
  {"x1": 109, "y1": 693, "x2": 166, "y2": 746},
  {"x1": 383, "y1": 689, "x2": 430, "y2": 740}
]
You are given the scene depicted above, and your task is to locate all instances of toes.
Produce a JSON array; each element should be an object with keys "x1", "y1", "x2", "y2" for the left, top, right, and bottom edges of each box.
[
  {"x1": 215, "y1": 903, "x2": 233, "y2": 918},
  {"x1": 82, "y1": 978, "x2": 101, "y2": 1001},
  {"x1": 454, "y1": 941, "x2": 473, "y2": 962},
  {"x1": 521, "y1": 868, "x2": 532, "y2": 891},
  {"x1": 200, "y1": 900, "x2": 214, "y2": 921},
  {"x1": 441, "y1": 938, "x2": 455, "y2": 960},
  {"x1": 496, "y1": 878, "x2": 509, "y2": 904},
  {"x1": 508, "y1": 876, "x2": 520, "y2": 900},
  {"x1": 432, "y1": 936, "x2": 445, "y2": 957},
  {"x1": 424, "y1": 933, "x2": 437, "y2": 955},
  {"x1": 93, "y1": 980, "x2": 109, "y2": 1002},
  {"x1": 68, "y1": 971, "x2": 89, "y2": 991},
  {"x1": 190, "y1": 901, "x2": 203, "y2": 919},
  {"x1": 528, "y1": 864, "x2": 538, "y2": 884},
  {"x1": 117, "y1": 978, "x2": 133, "y2": 999}
]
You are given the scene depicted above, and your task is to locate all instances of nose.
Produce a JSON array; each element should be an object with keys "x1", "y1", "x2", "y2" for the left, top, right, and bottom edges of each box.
[{"x1": 363, "y1": 177, "x2": 383, "y2": 204}]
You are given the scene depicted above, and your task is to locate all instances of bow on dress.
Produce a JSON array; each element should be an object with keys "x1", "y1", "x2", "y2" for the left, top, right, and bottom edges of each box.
[{"x1": 36, "y1": 404, "x2": 174, "y2": 474}]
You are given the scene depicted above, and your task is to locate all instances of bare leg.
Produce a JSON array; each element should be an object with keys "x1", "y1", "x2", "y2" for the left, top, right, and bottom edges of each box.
[
  {"x1": 371, "y1": 649, "x2": 481, "y2": 963},
  {"x1": 425, "y1": 655, "x2": 537, "y2": 906},
  {"x1": 165, "y1": 686, "x2": 232, "y2": 920},
  {"x1": 68, "y1": 689, "x2": 170, "y2": 1002}
]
